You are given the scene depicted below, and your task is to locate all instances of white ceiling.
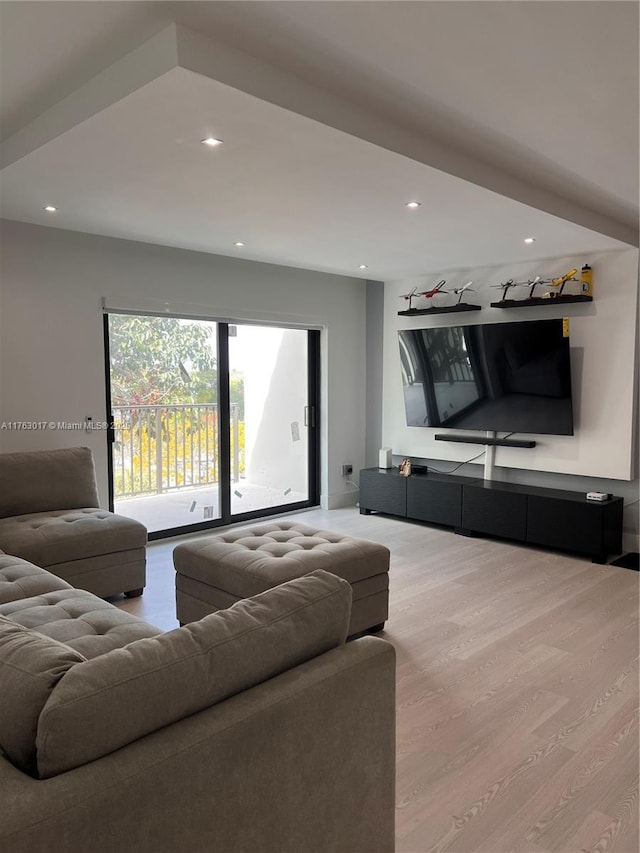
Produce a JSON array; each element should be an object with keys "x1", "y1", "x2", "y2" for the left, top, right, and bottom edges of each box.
[{"x1": 0, "y1": 1, "x2": 637, "y2": 280}]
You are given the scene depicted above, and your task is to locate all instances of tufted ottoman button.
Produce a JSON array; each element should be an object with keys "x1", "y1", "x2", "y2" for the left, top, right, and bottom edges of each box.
[{"x1": 173, "y1": 522, "x2": 389, "y2": 637}]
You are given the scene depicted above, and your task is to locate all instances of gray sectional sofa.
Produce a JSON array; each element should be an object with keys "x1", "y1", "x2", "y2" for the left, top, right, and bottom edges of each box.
[{"x1": 0, "y1": 553, "x2": 396, "y2": 853}]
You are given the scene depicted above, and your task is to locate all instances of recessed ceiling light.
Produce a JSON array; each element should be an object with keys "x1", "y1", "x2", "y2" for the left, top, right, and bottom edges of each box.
[
  {"x1": 43, "y1": 205, "x2": 57, "y2": 212},
  {"x1": 405, "y1": 201, "x2": 421, "y2": 209},
  {"x1": 359, "y1": 265, "x2": 368, "y2": 270},
  {"x1": 234, "y1": 242, "x2": 245, "y2": 247},
  {"x1": 524, "y1": 237, "x2": 536, "y2": 244},
  {"x1": 201, "y1": 137, "x2": 223, "y2": 147}
]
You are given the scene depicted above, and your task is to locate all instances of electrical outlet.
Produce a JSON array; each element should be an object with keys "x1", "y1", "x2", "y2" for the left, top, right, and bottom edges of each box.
[{"x1": 342, "y1": 464, "x2": 353, "y2": 476}]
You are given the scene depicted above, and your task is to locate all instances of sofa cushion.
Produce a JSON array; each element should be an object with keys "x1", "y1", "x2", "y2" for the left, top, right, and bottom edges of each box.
[
  {"x1": 0, "y1": 614, "x2": 86, "y2": 774},
  {"x1": 0, "y1": 446, "x2": 99, "y2": 518},
  {"x1": 0, "y1": 555, "x2": 72, "y2": 604},
  {"x1": 0, "y1": 509, "x2": 147, "y2": 568},
  {"x1": 36, "y1": 570, "x2": 352, "y2": 778},
  {"x1": 0, "y1": 588, "x2": 162, "y2": 659}
]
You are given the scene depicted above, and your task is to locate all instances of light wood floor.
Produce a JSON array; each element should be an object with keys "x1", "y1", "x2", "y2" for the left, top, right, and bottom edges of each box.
[{"x1": 117, "y1": 506, "x2": 639, "y2": 853}]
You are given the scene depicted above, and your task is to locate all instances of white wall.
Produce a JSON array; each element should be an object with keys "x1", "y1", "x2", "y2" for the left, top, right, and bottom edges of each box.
[
  {"x1": 382, "y1": 248, "x2": 639, "y2": 549},
  {"x1": 0, "y1": 220, "x2": 366, "y2": 510}
]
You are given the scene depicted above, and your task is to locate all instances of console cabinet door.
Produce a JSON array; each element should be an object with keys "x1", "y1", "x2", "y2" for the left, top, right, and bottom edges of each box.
[
  {"x1": 526, "y1": 496, "x2": 619, "y2": 559},
  {"x1": 359, "y1": 469, "x2": 407, "y2": 516},
  {"x1": 407, "y1": 477, "x2": 463, "y2": 527},
  {"x1": 462, "y1": 485, "x2": 527, "y2": 541}
]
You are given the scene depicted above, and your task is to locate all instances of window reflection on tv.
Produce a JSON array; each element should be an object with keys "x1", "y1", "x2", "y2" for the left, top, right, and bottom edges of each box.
[{"x1": 398, "y1": 318, "x2": 574, "y2": 435}]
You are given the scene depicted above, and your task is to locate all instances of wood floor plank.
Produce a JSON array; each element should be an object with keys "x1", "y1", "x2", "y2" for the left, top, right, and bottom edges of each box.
[
  {"x1": 533, "y1": 660, "x2": 638, "y2": 748},
  {"x1": 559, "y1": 810, "x2": 614, "y2": 853},
  {"x1": 396, "y1": 691, "x2": 573, "y2": 844},
  {"x1": 116, "y1": 505, "x2": 639, "y2": 852},
  {"x1": 583, "y1": 771, "x2": 639, "y2": 853},
  {"x1": 502, "y1": 701, "x2": 640, "y2": 850}
]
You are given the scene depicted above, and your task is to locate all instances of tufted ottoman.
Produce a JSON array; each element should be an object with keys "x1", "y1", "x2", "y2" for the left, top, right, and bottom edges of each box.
[{"x1": 173, "y1": 522, "x2": 390, "y2": 636}]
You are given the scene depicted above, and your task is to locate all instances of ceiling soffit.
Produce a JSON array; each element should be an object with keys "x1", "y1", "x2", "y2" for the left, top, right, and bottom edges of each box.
[{"x1": 1, "y1": 23, "x2": 637, "y2": 249}]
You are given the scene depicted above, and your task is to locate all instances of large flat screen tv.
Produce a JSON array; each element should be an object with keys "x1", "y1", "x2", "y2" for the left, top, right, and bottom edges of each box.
[{"x1": 398, "y1": 318, "x2": 574, "y2": 435}]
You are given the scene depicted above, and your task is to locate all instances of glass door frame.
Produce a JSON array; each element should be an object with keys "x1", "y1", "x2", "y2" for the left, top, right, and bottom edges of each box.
[{"x1": 103, "y1": 313, "x2": 320, "y2": 540}]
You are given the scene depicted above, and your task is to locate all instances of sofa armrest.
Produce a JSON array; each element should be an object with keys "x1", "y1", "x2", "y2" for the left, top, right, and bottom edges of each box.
[{"x1": 1, "y1": 636, "x2": 395, "y2": 853}]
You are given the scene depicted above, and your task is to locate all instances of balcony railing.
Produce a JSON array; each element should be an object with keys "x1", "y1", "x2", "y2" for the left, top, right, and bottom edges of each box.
[{"x1": 112, "y1": 403, "x2": 242, "y2": 500}]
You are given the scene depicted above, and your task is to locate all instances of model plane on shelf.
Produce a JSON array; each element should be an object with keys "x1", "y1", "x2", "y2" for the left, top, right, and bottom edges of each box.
[
  {"x1": 525, "y1": 275, "x2": 544, "y2": 298},
  {"x1": 505, "y1": 275, "x2": 557, "y2": 299},
  {"x1": 448, "y1": 281, "x2": 475, "y2": 304},
  {"x1": 490, "y1": 266, "x2": 589, "y2": 308},
  {"x1": 398, "y1": 278, "x2": 481, "y2": 315},
  {"x1": 398, "y1": 286, "x2": 422, "y2": 310},
  {"x1": 420, "y1": 280, "x2": 448, "y2": 302},
  {"x1": 543, "y1": 267, "x2": 579, "y2": 297},
  {"x1": 490, "y1": 279, "x2": 524, "y2": 301},
  {"x1": 399, "y1": 280, "x2": 448, "y2": 310}
]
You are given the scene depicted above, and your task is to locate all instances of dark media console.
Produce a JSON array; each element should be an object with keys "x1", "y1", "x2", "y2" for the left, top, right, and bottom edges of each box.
[{"x1": 359, "y1": 467, "x2": 623, "y2": 564}]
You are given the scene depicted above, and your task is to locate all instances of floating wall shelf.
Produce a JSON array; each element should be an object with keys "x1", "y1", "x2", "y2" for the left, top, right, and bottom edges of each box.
[
  {"x1": 490, "y1": 295, "x2": 593, "y2": 309},
  {"x1": 398, "y1": 303, "x2": 482, "y2": 317}
]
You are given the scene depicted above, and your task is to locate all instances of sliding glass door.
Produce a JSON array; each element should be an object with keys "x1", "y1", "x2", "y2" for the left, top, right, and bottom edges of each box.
[
  {"x1": 104, "y1": 312, "x2": 319, "y2": 537},
  {"x1": 228, "y1": 324, "x2": 311, "y2": 517}
]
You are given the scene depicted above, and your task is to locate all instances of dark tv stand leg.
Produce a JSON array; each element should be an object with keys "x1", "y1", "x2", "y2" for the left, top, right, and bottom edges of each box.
[
  {"x1": 455, "y1": 528, "x2": 474, "y2": 537},
  {"x1": 592, "y1": 553, "x2": 607, "y2": 565},
  {"x1": 360, "y1": 507, "x2": 372, "y2": 515}
]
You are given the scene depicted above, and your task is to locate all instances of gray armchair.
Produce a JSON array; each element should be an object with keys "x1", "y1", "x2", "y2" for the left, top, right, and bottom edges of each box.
[{"x1": 0, "y1": 447, "x2": 146, "y2": 598}]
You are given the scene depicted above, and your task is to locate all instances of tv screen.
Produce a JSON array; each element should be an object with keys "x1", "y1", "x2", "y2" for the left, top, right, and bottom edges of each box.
[{"x1": 398, "y1": 318, "x2": 574, "y2": 435}]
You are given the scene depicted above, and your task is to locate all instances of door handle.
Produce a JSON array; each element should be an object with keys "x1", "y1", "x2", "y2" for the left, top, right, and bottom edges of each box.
[{"x1": 106, "y1": 413, "x2": 115, "y2": 444}]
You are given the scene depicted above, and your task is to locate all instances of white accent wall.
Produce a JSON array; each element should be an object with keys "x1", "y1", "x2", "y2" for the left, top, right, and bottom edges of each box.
[
  {"x1": 0, "y1": 220, "x2": 366, "y2": 510},
  {"x1": 382, "y1": 248, "x2": 639, "y2": 548}
]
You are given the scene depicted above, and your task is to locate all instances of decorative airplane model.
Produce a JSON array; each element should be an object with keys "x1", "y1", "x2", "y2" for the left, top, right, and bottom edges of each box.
[
  {"x1": 526, "y1": 275, "x2": 544, "y2": 298},
  {"x1": 419, "y1": 280, "x2": 448, "y2": 303},
  {"x1": 490, "y1": 279, "x2": 522, "y2": 301},
  {"x1": 448, "y1": 281, "x2": 475, "y2": 305},
  {"x1": 399, "y1": 286, "x2": 422, "y2": 310},
  {"x1": 544, "y1": 268, "x2": 579, "y2": 297}
]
